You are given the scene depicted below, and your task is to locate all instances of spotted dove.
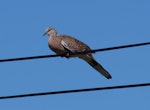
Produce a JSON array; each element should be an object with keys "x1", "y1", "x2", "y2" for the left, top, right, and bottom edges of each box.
[{"x1": 43, "y1": 27, "x2": 112, "y2": 79}]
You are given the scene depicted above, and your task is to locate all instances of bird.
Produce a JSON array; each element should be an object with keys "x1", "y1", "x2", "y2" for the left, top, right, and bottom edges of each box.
[{"x1": 43, "y1": 27, "x2": 112, "y2": 79}]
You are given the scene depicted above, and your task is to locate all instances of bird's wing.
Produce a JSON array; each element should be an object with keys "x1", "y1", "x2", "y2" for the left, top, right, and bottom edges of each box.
[
  {"x1": 60, "y1": 36, "x2": 91, "y2": 53},
  {"x1": 60, "y1": 35, "x2": 112, "y2": 79},
  {"x1": 61, "y1": 40, "x2": 76, "y2": 52}
]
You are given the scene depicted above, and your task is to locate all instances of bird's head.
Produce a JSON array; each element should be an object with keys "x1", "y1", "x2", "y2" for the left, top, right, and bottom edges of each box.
[{"x1": 43, "y1": 27, "x2": 57, "y2": 36}]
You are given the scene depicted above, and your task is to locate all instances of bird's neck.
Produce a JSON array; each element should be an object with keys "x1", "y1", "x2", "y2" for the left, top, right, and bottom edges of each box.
[{"x1": 50, "y1": 33, "x2": 59, "y2": 40}]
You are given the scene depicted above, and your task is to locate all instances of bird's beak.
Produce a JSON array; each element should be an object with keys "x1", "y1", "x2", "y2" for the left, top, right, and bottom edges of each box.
[{"x1": 43, "y1": 32, "x2": 47, "y2": 37}]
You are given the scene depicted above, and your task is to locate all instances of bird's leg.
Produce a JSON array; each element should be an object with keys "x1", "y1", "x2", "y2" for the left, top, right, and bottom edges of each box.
[
  {"x1": 60, "y1": 52, "x2": 71, "y2": 58},
  {"x1": 65, "y1": 52, "x2": 71, "y2": 58}
]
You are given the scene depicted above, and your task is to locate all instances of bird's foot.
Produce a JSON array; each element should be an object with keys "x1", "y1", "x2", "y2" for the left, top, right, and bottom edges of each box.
[
  {"x1": 60, "y1": 53, "x2": 71, "y2": 59},
  {"x1": 65, "y1": 53, "x2": 71, "y2": 58}
]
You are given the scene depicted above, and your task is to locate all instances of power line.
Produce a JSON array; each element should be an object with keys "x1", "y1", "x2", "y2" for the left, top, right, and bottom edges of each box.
[
  {"x1": 0, "y1": 42, "x2": 150, "y2": 63},
  {"x1": 0, "y1": 83, "x2": 149, "y2": 100}
]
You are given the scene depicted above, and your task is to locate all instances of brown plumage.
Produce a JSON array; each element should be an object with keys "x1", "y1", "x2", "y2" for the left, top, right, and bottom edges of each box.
[{"x1": 43, "y1": 27, "x2": 112, "y2": 79}]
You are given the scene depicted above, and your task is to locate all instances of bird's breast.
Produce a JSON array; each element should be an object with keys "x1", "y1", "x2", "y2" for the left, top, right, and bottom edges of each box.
[{"x1": 48, "y1": 37, "x2": 66, "y2": 55}]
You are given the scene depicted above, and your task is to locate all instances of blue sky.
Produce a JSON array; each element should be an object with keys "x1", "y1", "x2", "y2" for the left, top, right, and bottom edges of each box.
[{"x1": 0, "y1": 0, "x2": 150, "y2": 109}]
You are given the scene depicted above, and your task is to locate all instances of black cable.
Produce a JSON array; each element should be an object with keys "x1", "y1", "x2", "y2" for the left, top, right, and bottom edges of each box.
[
  {"x1": 92, "y1": 42, "x2": 150, "y2": 53},
  {"x1": 0, "y1": 83, "x2": 149, "y2": 100},
  {"x1": 0, "y1": 42, "x2": 150, "y2": 63}
]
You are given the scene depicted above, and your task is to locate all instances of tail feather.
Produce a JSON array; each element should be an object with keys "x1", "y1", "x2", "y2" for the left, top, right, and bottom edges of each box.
[{"x1": 87, "y1": 59, "x2": 112, "y2": 79}]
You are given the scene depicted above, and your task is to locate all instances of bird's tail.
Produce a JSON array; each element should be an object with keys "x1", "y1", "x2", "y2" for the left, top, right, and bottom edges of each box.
[{"x1": 85, "y1": 58, "x2": 112, "y2": 79}]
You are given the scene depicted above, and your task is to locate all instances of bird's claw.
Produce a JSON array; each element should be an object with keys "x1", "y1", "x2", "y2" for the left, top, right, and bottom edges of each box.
[
  {"x1": 60, "y1": 53, "x2": 70, "y2": 58},
  {"x1": 65, "y1": 53, "x2": 70, "y2": 58}
]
